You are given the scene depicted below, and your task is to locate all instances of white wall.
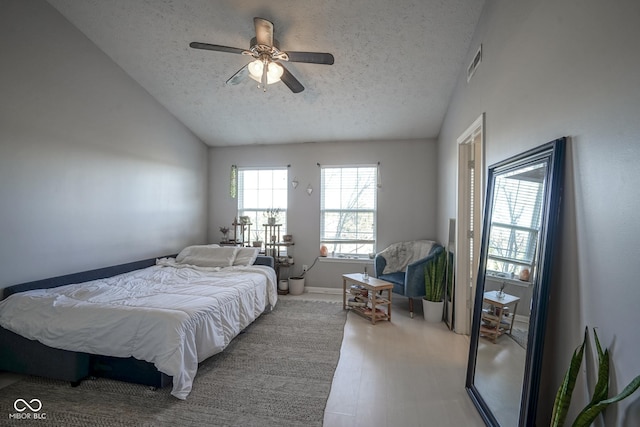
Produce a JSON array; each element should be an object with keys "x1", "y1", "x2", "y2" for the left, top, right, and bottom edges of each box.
[
  {"x1": 0, "y1": 1, "x2": 208, "y2": 288},
  {"x1": 209, "y1": 139, "x2": 438, "y2": 288},
  {"x1": 438, "y1": 0, "x2": 640, "y2": 424}
]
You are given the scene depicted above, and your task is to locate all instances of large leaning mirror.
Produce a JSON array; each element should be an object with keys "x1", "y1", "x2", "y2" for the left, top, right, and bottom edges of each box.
[{"x1": 466, "y1": 138, "x2": 566, "y2": 426}]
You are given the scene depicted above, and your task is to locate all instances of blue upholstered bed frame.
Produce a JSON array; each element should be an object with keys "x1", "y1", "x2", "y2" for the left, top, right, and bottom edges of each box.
[{"x1": 0, "y1": 254, "x2": 275, "y2": 389}]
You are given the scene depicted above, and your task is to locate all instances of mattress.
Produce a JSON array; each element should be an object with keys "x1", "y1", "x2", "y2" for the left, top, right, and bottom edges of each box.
[{"x1": 0, "y1": 263, "x2": 277, "y2": 399}]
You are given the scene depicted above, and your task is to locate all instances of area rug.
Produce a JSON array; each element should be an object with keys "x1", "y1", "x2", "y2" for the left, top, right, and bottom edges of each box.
[
  {"x1": 509, "y1": 327, "x2": 528, "y2": 350},
  {"x1": 0, "y1": 300, "x2": 347, "y2": 427}
]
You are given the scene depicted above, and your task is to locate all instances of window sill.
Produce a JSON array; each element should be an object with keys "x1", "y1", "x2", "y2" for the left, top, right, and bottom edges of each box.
[
  {"x1": 485, "y1": 274, "x2": 532, "y2": 288},
  {"x1": 318, "y1": 256, "x2": 374, "y2": 265}
]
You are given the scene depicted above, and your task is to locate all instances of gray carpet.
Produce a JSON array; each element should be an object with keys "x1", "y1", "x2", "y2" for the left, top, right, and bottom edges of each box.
[
  {"x1": 509, "y1": 327, "x2": 528, "y2": 350},
  {"x1": 0, "y1": 300, "x2": 347, "y2": 427}
]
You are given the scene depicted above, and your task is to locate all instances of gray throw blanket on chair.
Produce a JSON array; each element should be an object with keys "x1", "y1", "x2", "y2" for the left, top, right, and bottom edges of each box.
[{"x1": 379, "y1": 240, "x2": 436, "y2": 274}]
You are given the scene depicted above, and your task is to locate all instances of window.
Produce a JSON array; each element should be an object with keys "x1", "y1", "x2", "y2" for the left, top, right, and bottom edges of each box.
[
  {"x1": 320, "y1": 166, "x2": 377, "y2": 257},
  {"x1": 486, "y1": 163, "x2": 546, "y2": 279},
  {"x1": 238, "y1": 168, "x2": 288, "y2": 243}
]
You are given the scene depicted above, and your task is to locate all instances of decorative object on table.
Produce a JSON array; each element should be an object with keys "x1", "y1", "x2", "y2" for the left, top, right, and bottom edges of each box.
[
  {"x1": 264, "y1": 207, "x2": 280, "y2": 225},
  {"x1": 550, "y1": 327, "x2": 640, "y2": 427},
  {"x1": 219, "y1": 226, "x2": 230, "y2": 243},
  {"x1": 319, "y1": 245, "x2": 328, "y2": 257},
  {"x1": 251, "y1": 232, "x2": 262, "y2": 248},
  {"x1": 422, "y1": 247, "x2": 447, "y2": 322},
  {"x1": 497, "y1": 283, "x2": 505, "y2": 299}
]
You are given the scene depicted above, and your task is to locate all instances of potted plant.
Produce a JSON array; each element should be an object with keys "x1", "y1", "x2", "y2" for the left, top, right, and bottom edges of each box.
[
  {"x1": 551, "y1": 327, "x2": 640, "y2": 427},
  {"x1": 219, "y1": 226, "x2": 229, "y2": 243},
  {"x1": 423, "y1": 248, "x2": 447, "y2": 322},
  {"x1": 264, "y1": 207, "x2": 281, "y2": 225},
  {"x1": 252, "y1": 232, "x2": 262, "y2": 248}
]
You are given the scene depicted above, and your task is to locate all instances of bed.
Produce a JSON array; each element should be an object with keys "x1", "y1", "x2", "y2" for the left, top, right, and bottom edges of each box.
[{"x1": 0, "y1": 245, "x2": 277, "y2": 400}]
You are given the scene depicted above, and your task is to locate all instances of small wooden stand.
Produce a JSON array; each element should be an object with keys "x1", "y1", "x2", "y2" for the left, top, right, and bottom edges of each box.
[
  {"x1": 480, "y1": 290, "x2": 520, "y2": 343},
  {"x1": 342, "y1": 273, "x2": 393, "y2": 324}
]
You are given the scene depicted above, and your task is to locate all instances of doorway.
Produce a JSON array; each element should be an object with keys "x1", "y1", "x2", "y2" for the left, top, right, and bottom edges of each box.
[{"x1": 455, "y1": 114, "x2": 484, "y2": 335}]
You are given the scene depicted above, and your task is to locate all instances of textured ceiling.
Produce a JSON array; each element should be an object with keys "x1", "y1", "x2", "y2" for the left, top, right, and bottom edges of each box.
[{"x1": 47, "y1": 0, "x2": 484, "y2": 147}]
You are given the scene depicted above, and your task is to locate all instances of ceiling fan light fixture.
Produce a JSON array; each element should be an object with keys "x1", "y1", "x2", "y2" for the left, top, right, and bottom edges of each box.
[{"x1": 248, "y1": 60, "x2": 283, "y2": 84}]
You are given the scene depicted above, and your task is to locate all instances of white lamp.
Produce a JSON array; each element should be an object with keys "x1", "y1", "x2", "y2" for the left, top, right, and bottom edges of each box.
[{"x1": 248, "y1": 59, "x2": 284, "y2": 84}]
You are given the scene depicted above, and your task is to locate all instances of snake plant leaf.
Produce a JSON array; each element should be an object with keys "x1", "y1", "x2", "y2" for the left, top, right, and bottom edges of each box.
[
  {"x1": 585, "y1": 329, "x2": 609, "y2": 411},
  {"x1": 550, "y1": 327, "x2": 587, "y2": 427},
  {"x1": 424, "y1": 248, "x2": 447, "y2": 302},
  {"x1": 572, "y1": 375, "x2": 640, "y2": 427}
]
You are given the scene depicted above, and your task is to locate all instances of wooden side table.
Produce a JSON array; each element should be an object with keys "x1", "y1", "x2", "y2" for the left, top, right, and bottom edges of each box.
[
  {"x1": 342, "y1": 273, "x2": 393, "y2": 324},
  {"x1": 480, "y1": 290, "x2": 520, "y2": 343}
]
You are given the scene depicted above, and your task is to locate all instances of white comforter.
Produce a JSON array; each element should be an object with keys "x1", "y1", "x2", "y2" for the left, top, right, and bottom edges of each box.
[{"x1": 0, "y1": 263, "x2": 277, "y2": 399}]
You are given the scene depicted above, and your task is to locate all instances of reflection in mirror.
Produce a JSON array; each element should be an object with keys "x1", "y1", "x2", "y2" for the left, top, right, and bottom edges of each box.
[
  {"x1": 444, "y1": 218, "x2": 455, "y2": 330},
  {"x1": 466, "y1": 138, "x2": 566, "y2": 426}
]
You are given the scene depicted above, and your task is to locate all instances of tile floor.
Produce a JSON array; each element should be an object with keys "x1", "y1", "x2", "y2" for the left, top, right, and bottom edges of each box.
[{"x1": 281, "y1": 290, "x2": 485, "y2": 426}]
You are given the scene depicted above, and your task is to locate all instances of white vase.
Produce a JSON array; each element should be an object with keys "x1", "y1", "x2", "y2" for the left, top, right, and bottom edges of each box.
[
  {"x1": 422, "y1": 299, "x2": 444, "y2": 322},
  {"x1": 289, "y1": 277, "x2": 305, "y2": 295}
]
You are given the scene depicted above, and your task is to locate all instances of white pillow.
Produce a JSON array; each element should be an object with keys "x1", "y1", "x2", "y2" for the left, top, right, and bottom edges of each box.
[
  {"x1": 233, "y1": 247, "x2": 260, "y2": 266},
  {"x1": 176, "y1": 245, "x2": 238, "y2": 267}
]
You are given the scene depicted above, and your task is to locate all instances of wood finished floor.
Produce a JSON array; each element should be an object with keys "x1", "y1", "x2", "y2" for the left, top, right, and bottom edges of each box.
[
  {"x1": 280, "y1": 291, "x2": 485, "y2": 427},
  {"x1": 0, "y1": 291, "x2": 486, "y2": 427}
]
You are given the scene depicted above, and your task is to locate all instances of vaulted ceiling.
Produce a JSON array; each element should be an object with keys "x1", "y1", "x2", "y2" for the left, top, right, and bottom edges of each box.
[{"x1": 47, "y1": 0, "x2": 485, "y2": 147}]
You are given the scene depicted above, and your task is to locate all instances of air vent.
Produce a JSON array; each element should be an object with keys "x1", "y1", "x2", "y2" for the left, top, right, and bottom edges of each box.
[{"x1": 467, "y1": 44, "x2": 482, "y2": 82}]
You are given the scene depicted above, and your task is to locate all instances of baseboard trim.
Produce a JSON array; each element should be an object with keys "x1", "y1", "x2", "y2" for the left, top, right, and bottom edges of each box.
[
  {"x1": 304, "y1": 286, "x2": 342, "y2": 295},
  {"x1": 514, "y1": 313, "x2": 529, "y2": 324}
]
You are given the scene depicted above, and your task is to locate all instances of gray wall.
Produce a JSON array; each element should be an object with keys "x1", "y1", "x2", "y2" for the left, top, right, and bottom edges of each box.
[
  {"x1": 209, "y1": 139, "x2": 438, "y2": 288},
  {"x1": 438, "y1": 0, "x2": 640, "y2": 424},
  {"x1": 0, "y1": 1, "x2": 208, "y2": 288}
]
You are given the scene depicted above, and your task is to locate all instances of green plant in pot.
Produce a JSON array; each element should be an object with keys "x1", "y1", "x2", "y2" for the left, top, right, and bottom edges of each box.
[
  {"x1": 264, "y1": 207, "x2": 281, "y2": 225},
  {"x1": 423, "y1": 247, "x2": 447, "y2": 322},
  {"x1": 551, "y1": 327, "x2": 640, "y2": 426}
]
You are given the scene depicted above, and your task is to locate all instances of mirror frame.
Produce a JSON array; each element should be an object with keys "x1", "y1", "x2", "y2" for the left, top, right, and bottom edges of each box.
[{"x1": 465, "y1": 137, "x2": 566, "y2": 426}]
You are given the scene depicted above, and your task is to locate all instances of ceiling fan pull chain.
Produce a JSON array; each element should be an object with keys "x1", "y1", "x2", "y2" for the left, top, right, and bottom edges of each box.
[{"x1": 261, "y1": 58, "x2": 268, "y2": 92}]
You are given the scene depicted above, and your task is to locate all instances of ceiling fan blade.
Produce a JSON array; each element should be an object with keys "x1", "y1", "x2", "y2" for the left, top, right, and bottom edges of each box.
[
  {"x1": 279, "y1": 64, "x2": 304, "y2": 93},
  {"x1": 189, "y1": 42, "x2": 246, "y2": 55},
  {"x1": 226, "y1": 64, "x2": 249, "y2": 85},
  {"x1": 254, "y1": 17, "x2": 274, "y2": 46},
  {"x1": 285, "y1": 51, "x2": 334, "y2": 65}
]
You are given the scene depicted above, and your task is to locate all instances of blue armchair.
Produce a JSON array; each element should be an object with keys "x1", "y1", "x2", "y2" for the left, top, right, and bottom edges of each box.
[{"x1": 374, "y1": 241, "x2": 444, "y2": 318}]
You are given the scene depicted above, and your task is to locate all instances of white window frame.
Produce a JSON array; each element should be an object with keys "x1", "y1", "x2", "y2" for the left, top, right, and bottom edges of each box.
[
  {"x1": 320, "y1": 164, "x2": 377, "y2": 258},
  {"x1": 485, "y1": 165, "x2": 546, "y2": 280},
  {"x1": 237, "y1": 167, "x2": 288, "y2": 244}
]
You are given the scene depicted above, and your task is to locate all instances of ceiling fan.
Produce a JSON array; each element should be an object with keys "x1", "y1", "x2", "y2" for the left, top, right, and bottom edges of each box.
[{"x1": 189, "y1": 17, "x2": 334, "y2": 93}]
